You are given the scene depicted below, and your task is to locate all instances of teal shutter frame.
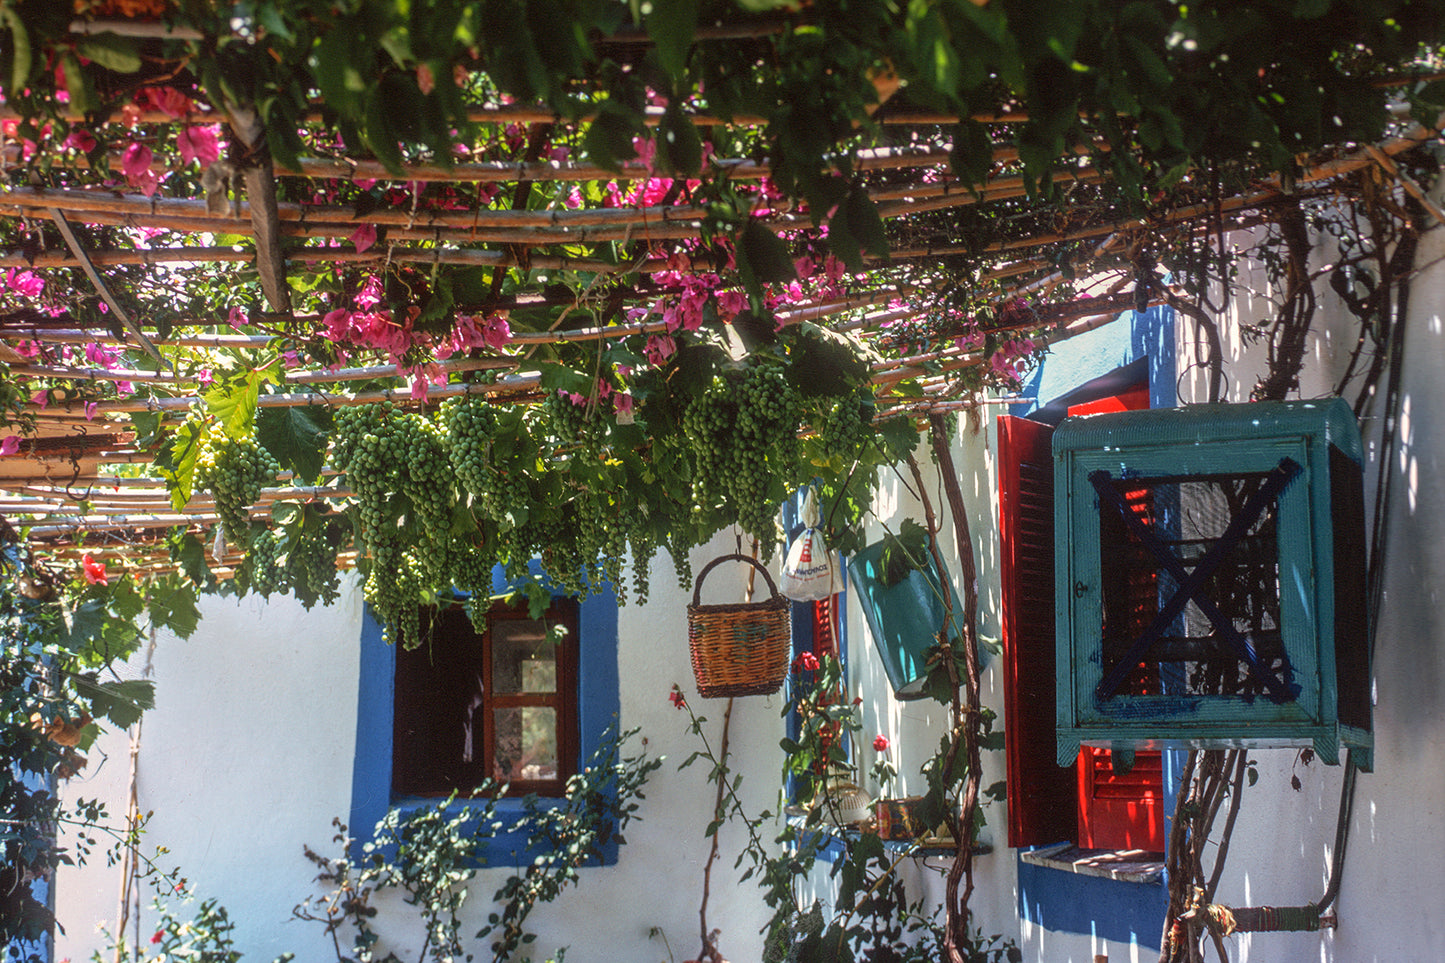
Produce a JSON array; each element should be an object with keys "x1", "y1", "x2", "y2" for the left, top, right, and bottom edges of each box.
[{"x1": 1053, "y1": 399, "x2": 1372, "y2": 770}]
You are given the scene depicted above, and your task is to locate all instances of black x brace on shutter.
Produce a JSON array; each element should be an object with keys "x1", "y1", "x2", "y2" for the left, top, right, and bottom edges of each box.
[{"x1": 1087, "y1": 457, "x2": 1305, "y2": 705}]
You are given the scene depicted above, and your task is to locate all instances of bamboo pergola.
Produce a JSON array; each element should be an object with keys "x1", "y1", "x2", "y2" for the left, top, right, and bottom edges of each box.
[{"x1": 1, "y1": 14, "x2": 1441, "y2": 579}]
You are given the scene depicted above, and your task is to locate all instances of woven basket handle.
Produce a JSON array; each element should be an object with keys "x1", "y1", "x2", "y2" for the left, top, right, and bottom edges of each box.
[{"x1": 691, "y1": 553, "x2": 781, "y2": 606}]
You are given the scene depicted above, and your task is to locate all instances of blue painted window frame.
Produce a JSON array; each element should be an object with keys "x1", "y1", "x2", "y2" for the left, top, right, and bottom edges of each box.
[
  {"x1": 1009, "y1": 304, "x2": 1180, "y2": 948},
  {"x1": 781, "y1": 491, "x2": 850, "y2": 862},
  {"x1": 350, "y1": 564, "x2": 621, "y2": 865}
]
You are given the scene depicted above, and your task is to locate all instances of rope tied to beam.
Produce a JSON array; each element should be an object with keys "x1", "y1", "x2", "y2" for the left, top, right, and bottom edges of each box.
[{"x1": 1180, "y1": 890, "x2": 1332, "y2": 938}]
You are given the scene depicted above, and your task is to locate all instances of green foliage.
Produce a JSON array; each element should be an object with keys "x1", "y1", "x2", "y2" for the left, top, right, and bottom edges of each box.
[
  {"x1": 0, "y1": 539, "x2": 203, "y2": 951},
  {"x1": 478, "y1": 728, "x2": 663, "y2": 961},
  {"x1": 876, "y1": 519, "x2": 931, "y2": 588},
  {"x1": 297, "y1": 727, "x2": 658, "y2": 963},
  {"x1": 675, "y1": 664, "x2": 1018, "y2": 963}
]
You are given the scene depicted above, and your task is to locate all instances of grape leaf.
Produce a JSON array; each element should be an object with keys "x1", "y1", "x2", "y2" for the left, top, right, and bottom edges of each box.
[
  {"x1": 257, "y1": 403, "x2": 330, "y2": 483},
  {"x1": 204, "y1": 369, "x2": 269, "y2": 439},
  {"x1": 69, "y1": 675, "x2": 155, "y2": 730},
  {"x1": 158, "y1": 419, "x2": 206, "y2": 511},
  {"x1": 646, "y1": 0, "x2": 697, "y2": 80},
  {"x1": 76, "y1": 34, "x2": 142, "y2": 74}
]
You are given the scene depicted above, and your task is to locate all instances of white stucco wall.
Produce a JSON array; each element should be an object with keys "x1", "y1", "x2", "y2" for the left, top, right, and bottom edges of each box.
[{"x1": 55, "y1": 533, "x2": 788, "y2": 963}]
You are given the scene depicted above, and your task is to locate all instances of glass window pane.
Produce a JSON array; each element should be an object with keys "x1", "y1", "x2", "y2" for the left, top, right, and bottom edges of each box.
[
  {"x1": 492, "y1": 619, "x2": 558, "y2": 693},
  {"x1": 492, "y1": 706, "x2": 558, "y2": 782}
]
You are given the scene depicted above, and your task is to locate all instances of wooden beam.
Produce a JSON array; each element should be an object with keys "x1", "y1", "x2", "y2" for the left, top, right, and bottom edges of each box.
[{"x1": 47, "y1": 209, "x2": 168, "y2": 369}]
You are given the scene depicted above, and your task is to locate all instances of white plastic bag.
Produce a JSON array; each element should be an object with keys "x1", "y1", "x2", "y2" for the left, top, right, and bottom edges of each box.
[{"x1": 781, "y1": 489, "x2": 835, "y2": 601}]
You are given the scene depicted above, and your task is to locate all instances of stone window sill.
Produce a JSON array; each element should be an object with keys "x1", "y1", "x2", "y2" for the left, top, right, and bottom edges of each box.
[{"x1": 1019, "y1": 842, "x2": 1164, "y2": 884}]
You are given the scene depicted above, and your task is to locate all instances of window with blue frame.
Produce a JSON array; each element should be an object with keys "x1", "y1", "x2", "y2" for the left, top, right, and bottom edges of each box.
[
  {"x1": 391, "y1": 597, "x2": 579, "y2": 799},
  {"x1": 350, "y1": 569, "x2": 620, "y2": 862}
]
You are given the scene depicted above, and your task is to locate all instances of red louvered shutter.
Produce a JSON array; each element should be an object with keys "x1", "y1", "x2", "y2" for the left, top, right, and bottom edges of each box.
[
  {"x1": 1068, "y1": 392, "x2": 1166, "y2": 852},
  {"x1": 1076, "y1": 748, "x2": 1166, "y2": 850},
  {"x1": 998, "y1": 414, "x2": 1075, "y2": 847}
]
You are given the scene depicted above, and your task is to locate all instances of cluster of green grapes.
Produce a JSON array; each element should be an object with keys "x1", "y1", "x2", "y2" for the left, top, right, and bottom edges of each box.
[
  {"x1": 541, "y1": 391, "x2": 595, "y2": 447},
  {"x1": 333, "y1": 402, "x2": 450, "y2": 647},
  {"x1": 811, "y1": 392, "x2": 875, "y2": 468},
  {"x1": 681, "y1": 383, "x2": 732, "y2": 513},
  {"x1": 682, "y1": 363, "x2": 805, "y2": 551},
  {"x1": 445, "y1": 397, "x2": 532, "y2": 531},
  {"x1": 240, "y1": 527, "x2": 285, "y2": 597},
  {"x1": 238, "y1": 524, "x2": 340, "y2": 607},
  {"x1": 626, "y1": 509, "x2": 660, "y2": 605},
  {"x1": 443, "y1": 397, "x2": 497, "y2": 498},
  {"x1": 401, "y1": 418, "x2": 453, "y2": 587},
  {"x1": 195, "y1": 435, "x2": 280, "y2": 542},
  {"x1": 733, "y1": 364, "x2": 804, "y2": 544}
]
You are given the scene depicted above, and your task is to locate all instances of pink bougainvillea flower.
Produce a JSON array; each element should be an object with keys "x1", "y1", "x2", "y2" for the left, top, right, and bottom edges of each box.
[
  {"x1": 0, "y1": 435, "x2": 19, "y2": 456},
  {"x1": 354, "y1": 275, "x2": 383, "y2": 309},
  {"x1": 353, "y1": 177, "x2": 378, "y2": 190},
  {"x1": 84, "y1": 342, "x2": 118, "y2": 368},
  {"x1": 322, "y1": 307, "x2": 352, "y2": 340},
  {"x1": 81, "y1": 553, "x2": 108, "y2": 586},
  {"x1": 177, "y1": 125, "x2": 221, "y2": 167},
  {"x1": 30, "y1": 389, "x2": 48, "y2": 409},
  {"x1": 716, "y1": 289, "x2": 747, "y2": 321},
  {"x1": 137, "y1": 86, "x2": 192, "y2": 119},
  {"x1": 644, "y1": 333, "x2": 676, "y2": 367},
  {"x1": 873, "y1": 735, "x2": 890, "y2": 753},
  {"x1": 14, "y1": 340, "x2": 39, "y2": 359},
  {"x1": 84, "y1": 402, "x2": 98, "y2": 421},
  {"x1": 150, "y1": 930, "x2": 163, "y2": 945},
  {"x1": 226, "y1": 306, "x2": 248, "y2": 329},
  {"x1": 614, "y1": 392, "x2": 634, "y2": 417},
  {"x1": 134, "y1": 168, "x2": 163, "y2": 197},
  {"x1": 114, "y1": 380, "x2": 135, "y2": 397},
  {"x1": 62, "y1": 128, "x2": 96, "y2": 153},
  {"x1": 197, "y1": 368, "x2": 213, "y2": 387},
  {"x1": 669, "y1": 687, "x2": 686, "y2": 710},
  {"x1": 6, "y1": 268, "x2": 44, "y2": 298},
  {"x1": 120, "y1": 142, "x2": 153, "y2": 180},
  {"x1": 480, "y1": 312, "x2": 511, "y2": 350},
  {"x1": 632, "y1": 134, "x2": 657, "y2": 174},
  {"x1": 350, "y1": 223, "x2": 377, "y2": 254},
  {"x1": 795, "y1": 651, "x2": 820, "y2": 672}
]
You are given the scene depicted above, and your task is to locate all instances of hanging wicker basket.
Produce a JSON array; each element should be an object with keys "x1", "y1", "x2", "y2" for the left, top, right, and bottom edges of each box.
[{"x1": 687, "y1": 553, "x2": 791, "y2": 698}]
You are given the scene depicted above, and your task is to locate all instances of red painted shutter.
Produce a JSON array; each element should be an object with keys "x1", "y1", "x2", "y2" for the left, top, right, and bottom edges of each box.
[
  {"x1": 813, "y1": 597, "x2": 837, "y2": 659},
  {"x1": 1067, "y1": 392, "x2": 1166, "y2": 852},
  {"x1": 998, "y1": 415, "x2": 1075, "y2": 847},
  {"x1": 1076, "y1": 748, "x2": 1166, "y2": 851}
]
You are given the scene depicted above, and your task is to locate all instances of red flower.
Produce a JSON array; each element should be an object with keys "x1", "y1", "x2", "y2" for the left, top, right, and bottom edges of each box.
[
  {"x1": 150, "y1": 930, "x2": 163, "y2": 945},
  {"x1": 795, "y1": 652, "x2": 820, "y2": 673},
  {"x1": 873, "y1": 735, "x2": 890, "y2": 753},
  {"x1": 81, "y1": 553, "x2": 108, "y2": 586},
  {"x1": 669, "y1": 688, "x2": 686, "y2": 710}
]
